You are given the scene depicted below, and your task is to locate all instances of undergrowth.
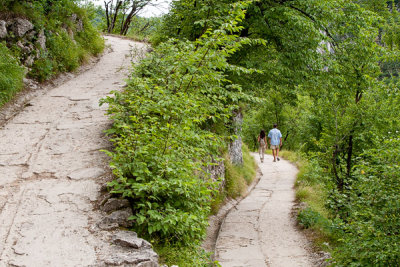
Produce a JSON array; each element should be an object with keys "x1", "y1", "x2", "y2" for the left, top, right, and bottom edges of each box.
[
  {"x1": 155, "y1": 242, "x2": 219, "y2": 267},
  {"x1": 154, "y1": 144, "x2": 257, "y2": 266},
  {"x1": 0, "y1": 43, "x2": 24, "y2": 107},
  {"x1": 279, "y1": 150, "x2": 335, "y2": 253}
]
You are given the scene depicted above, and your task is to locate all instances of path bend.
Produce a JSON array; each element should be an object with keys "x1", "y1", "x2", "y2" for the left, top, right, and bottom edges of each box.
[
  {"x1": 0, "y1": 36, "x2": 147, "y2": 266},
  {"x1": 215, "y1": 153, "x2": 315, "y2": 267}
]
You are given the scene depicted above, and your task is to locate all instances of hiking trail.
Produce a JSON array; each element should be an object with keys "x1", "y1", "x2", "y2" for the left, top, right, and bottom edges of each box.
[
  {"x1": 0, "y1": 36, "x2": 147, "y2": 266},
  {"x1": 215, "y1": 153, "x2": 316, "y2": 267}
]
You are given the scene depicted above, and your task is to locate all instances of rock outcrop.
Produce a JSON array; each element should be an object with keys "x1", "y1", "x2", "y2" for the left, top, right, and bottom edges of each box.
[
  {"x1": 0, "y1": 17, "x2": 44, "y2": 70},
  {"x1": 0, "y1": 20, "x2": 7, "y2": 38},
  {"x1": 97, "y1": 195, "x2": 160, "y2": 266},
  {"x1": 10, "y1": 18, "x2": 34, "y2": 37}
]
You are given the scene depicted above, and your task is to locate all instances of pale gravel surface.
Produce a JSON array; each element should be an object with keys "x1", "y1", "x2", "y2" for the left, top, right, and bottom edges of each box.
[
  {"x1": 0, "y1": 36, "x2": 147, "y2": 266},
  {"x1": 215, "y1": 153, "x2": 316, "y2": 267}
]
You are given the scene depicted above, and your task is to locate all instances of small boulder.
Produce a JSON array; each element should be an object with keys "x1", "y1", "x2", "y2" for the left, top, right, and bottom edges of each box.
[
  {"x1": 0, "y1": 20, "x2": 7, "y2": 38},
  {"x1": 137, "y1": 261, "x2": 158, "y2": 267},
  {"x1": 97, "y1": 221, "x2": 119, "y2": 231},
  {"x1": 104, "y1": 251, "x2": 158, "y2": 266},
  {"x1": 99, "y1": 208, "x2": 133, "y2": 228},
  {"x1": 11, "y1": 18, "x2": 34, "y2": 37},
  {"x1": 25, "y1": 55, "x2": 35, "y2": 67},
  {"x1": 112, "y1": 231, "x2": 142, "y2": 249},
  {"x1": 101, "y1": 198, "x2": 130, "y2": 213}
]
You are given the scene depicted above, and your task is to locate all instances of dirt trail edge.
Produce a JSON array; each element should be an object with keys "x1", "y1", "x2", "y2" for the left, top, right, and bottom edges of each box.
[
  {"x1": 0, "y1": 36, "x2": 147, "y2": 266},
  {"x1": 215, "y1": 153, "x2": 316, "y2": 267}
]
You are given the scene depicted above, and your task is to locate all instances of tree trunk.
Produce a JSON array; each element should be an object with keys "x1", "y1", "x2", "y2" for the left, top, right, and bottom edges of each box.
[
  {"x1": 110, "y1": 0, "x2": 122, "y2": 33},
  {"x1": 229, "y1": 110, "x2": 243, "y2": 165},
  {"x1": 332, "y1": 144, "x2": 343, "y2": 192},
  {"x1": 346, "y1": 134, "x2": 353, "y2": 178},
  {"x1": 104, "y1": 1, "x2": 111, "y2": 32}
]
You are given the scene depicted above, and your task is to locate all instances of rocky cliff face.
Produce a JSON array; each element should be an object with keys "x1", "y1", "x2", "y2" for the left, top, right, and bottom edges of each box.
[
  {"x1": 0, "y1": 18, "x2": 44, "y2": 68},
  {"x1": 0, "y1": 14, "x2": 83, "y2": 71}
]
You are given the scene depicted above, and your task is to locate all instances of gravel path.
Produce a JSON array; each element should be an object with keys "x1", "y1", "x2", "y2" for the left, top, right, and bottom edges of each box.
[
  {"x1": 215, "y1": 153, "x2": 315, "y2": 267},
  {"x1": 0, "y1": 36, "x2": 147, "y2": 266}
]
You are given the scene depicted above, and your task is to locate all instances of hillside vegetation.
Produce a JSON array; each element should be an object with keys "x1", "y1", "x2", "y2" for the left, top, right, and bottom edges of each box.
[{"x1": 0, "y1": 0, "x2": 104, "y2": 106}]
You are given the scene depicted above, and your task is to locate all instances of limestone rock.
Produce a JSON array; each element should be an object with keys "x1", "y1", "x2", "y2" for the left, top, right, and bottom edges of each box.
[
  {"x1": 26, "y1": 30, "x2": 36, "y2": 40},
  {"x1": 229, "y1": 111, "x2": 243, "y2": 165},
  {"x1": 23, "y1": 78, "x2": 39, "y2": 90},
  {"x1": 37, "y1": 29, "x2": 46, "y2": 50},
  {"x1": 137, "y1": 261, "x2": 158, "y2": 267},
  {"x1": 101, "y1": 198, "x2": 130, "y2": 213},
  {"x1": 112, "y1": 231, "x2": 142, "y2": 248},
  {"x1": 104, "y1": 251, "x2": 158, "y2": 266},
  {"x1": 25, "y1": 55, "x2": 35, "y2": 67},
  {"x1": 0, "y1": 20, "x2": 7, "y2": 38},
  {"x1": 70, "y1": 14, "x2": 83, "y2": 32},
  {"x1": 99, "y1": 208, "x2": 133, "y2": 228},
  {"x1": 76, "y1": 19, "x2": 83, "y2": 32},
  {"x1": 11, "y1": 18, "x2": 34, "y2": 37},
  {"x1": 97, "y1": 221, "x2": 119, "y2": 231}
]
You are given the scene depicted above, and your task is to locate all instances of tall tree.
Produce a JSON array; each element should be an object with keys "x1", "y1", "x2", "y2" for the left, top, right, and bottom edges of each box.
[{"x1": 103, "y1": 0, "x2": 153, "y2": 35}]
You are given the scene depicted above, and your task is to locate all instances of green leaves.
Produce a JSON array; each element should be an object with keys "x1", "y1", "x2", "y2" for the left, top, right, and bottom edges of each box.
[
  {"x1": 103, "y1": 1, "x2": 254, "y2": 244},
  {"x1": 0, "y1": 43, "x2": 24, "y2": 107}
]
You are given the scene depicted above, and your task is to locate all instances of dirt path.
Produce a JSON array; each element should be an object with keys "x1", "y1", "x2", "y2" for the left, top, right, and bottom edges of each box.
[
  {"x1": 0, "y1": 36, "x2": 147, "y2": 266},
  {"x1": 215, "y1": 153, "x2": 316, "y2": 267}
]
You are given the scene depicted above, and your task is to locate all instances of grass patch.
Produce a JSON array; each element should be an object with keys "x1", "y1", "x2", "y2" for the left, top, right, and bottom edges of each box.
[
  {"x1": 280, "y1": 150, "x2": 335, "y2": 251},
  {"x1": 0, "y1": 43, "x2": 24, "y2": 107},
  {"x1": 224, "y1": 144, "x2": 257, "y2": 199},
  {"x1": 154, "y1": 242, "x2": 218, "y2": 267},
  {"x1": 211, "y1": 144, "x2": 257, "y2": 214}
]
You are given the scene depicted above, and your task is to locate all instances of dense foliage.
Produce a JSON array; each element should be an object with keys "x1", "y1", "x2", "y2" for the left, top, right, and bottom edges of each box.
[
  {"x1": 154, "y1": 0, "x2": 400, "y2": 265},
  {"x1": 102, "y1": 1, "x2": 259, "y2": 246}
]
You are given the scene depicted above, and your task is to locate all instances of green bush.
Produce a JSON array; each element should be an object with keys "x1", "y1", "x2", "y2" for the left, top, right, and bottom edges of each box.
[
  {"x1": 0, "y1": 43, "x2": 24, "y2": 107},
  {"x1": 330, "y1": 138, "x2": 400, "y2": 266},
  {"x1": 29, "y1": 55, "x2": 54, "y2": 82},
  {"x1": 75, "y1": 22, "x2": 105, "y2": 56},
  {"x1": 102, "y1": 2, "x2": 257, "y2": 245},
  {"x1": 47, "y1": 31, "x2": 80, "y2": 72}
]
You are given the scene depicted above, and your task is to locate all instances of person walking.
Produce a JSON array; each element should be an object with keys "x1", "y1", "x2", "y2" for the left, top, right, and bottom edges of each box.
[
  {"x1": 268, "y1": 124, "x2": 282, "y2": 162},
  {"x1": 258, "y1": 130, "x2": 267, "y2": 162}
]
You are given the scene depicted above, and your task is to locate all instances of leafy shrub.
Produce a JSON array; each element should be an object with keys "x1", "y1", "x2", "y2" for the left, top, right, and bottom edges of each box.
[
  {"x1": 29, "y1": 56, "x2": 54, "y2": 82},
  {"x1": 47, "y1": 31, "x2": 80, "y2": 72},
  {"x1": 331, "y1": 138, "x2": 400, "y2": 266},
  {"x1": 102, "y1": 1, "x2": 259, "y2": 245},
  {"x1": 0, "y1": 43, "x2": 24, "y2": 107},
  {"x1": 298, "y1": 207, "x2": 325, "y2": 229},
  {"x1": 75, "y1": 22, "x2": 105, "y2": 56}
]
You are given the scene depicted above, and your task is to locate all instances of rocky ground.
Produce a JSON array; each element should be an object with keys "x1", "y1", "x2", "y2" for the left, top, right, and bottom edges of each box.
[
  {"x1": 0, "y1": 36, "x2": 158, "y2": 267},
  {"x1": 214, "y1": 153, "x2": 319, "y2": 267}
]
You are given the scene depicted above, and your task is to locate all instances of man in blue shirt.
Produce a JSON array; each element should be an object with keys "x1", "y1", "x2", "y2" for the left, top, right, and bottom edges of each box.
[{"x1": 268, "y1": 124, "x2": 282, "y2": 162}]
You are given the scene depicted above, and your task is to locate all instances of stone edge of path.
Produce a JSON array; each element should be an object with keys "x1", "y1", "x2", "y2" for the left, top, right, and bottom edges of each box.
[
  {"x1": 0, "y1": 45, "x2": 112, "y2": 129},
  {"x1": 202, "y1": 162, "x2": 263, "y2": 260}
]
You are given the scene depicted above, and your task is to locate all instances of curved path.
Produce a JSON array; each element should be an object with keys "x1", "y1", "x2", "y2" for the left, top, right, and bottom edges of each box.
[
  {"x1": 215, "y1": 153, "x2": 315, "y2": 267},
  {"x1": 0, "y1": 36, "x2": 146, "y2": 266}
]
